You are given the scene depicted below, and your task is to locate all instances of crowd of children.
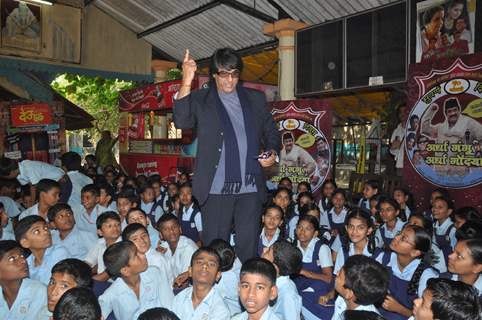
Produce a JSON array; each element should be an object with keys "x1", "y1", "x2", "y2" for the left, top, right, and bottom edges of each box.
[{"x1": 0, "y1": 154, "x2": 481, "y2": 320}]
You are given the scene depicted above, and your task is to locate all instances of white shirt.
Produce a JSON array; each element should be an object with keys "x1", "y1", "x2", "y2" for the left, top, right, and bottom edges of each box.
[
  {"x1": 160, "y1": 235, "x2": 198, "y2": 278},
  {"x1": 260, "y1": 227, "x2": 280, "y2": 248},
  {"x1": 390, "y1": 123, "x2": 405, "y2": 169},
  {"x1": 51, "y1": 226, "x2": 97, "y2": 260},
  {"x1": 297, "y1": 238, "x2": 333, "y2": 268},
  {"x1": 172, "y1": 286, "x2": 230, "y2": 320},
  {"x1": 216, "y1": 257, "x2": 242, "y2": 316},
  {"x1": 141, "y1": 201, "x2": 163, "y2": 224},
  {"x1": 182, "y1": 204, "x2": 203, "y2": 231},
  {"x1": 231, "y1": 306, "x2": 281, "y2": 320},
  {"x1": 0, "y1": 278, "x2": 47, "y2": 320},
  {"x1": 332, "y1": 296, "x2": 380, "y2": 320},
  {"x1": 19, "y1": 204, "x2": 43, "y2": 221},
  {"x1": 99, "y1": 266, "x2": 174, "y2": 320},
  {"x1": 334, "y1": 242, "x2": 372, "y2": 275},
  {"x1": 66, "y1": 170, "x2": 92, "y2": 207},
  {"x1": 273, "y1": 276, "x2": 301, "y2": 320},
  {"x1": 452, "y1": 274, "x2": 482, "y2": 296},
  {"x1": 147, "y1": 223, "x2": 160, "y2": 249},
  {"x1": 146, "y1": 248, "x2": 174, "y2": 286},
  {"x1": 73, "y1": 204, "x2": 110, "y2": 236},
  {"x1": 375, "y1": 218, "x2": 406, "y2": 248},
  {"x1": 27, "y1": 244, "x2": 71, "y2": 285},
  {"x1": 0, "y1": 196, "x2": 20, "y2": 238},
  {"x1": 17, "y1": 160, "x2": 64, "y2": 185},
  {"x1": 84, "y1": 237, "x2": 121, "y2": 273},
  {"x1": 433, "y1": 218, "x2": 457, "y2": 249}
]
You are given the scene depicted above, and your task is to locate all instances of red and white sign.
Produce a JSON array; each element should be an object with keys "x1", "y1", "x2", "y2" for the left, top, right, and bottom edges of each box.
[{"x1": 10, "y1": 104, "x2": 52, "y2": 127}]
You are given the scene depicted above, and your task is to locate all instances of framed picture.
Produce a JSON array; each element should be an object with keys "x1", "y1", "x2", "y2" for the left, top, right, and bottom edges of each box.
[{"x1": 1, "y1": 0, "x2": 41, "y2": 52}]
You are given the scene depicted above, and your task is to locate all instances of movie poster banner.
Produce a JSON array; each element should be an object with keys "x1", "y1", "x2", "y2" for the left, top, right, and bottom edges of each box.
[
  {"x1": 416, "y1": 0, "x2": 476, "y2": 63},
  {"x1": 406, "y1": 54, "x2": 482, "y2": 193},
  {"x1": 269, "y1": 100, "x2": 332, "y2": 194}
]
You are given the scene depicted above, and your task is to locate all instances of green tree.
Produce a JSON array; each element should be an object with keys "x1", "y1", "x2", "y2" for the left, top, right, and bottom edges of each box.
[{"x1": 51, "y1": 74, "x2": 135, "y2": 141}]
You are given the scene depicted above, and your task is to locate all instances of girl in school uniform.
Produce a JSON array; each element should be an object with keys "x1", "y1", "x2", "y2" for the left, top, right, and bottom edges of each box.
[
  {"x1": 376, "y1": 198, "x2": 406, "y2": 250},
  {"x1": 447, "y1": 238, "x2": 482, "y2": 297},
  {"x1": 294, "y1": 181, "x2": 311, "y2": 212},
  {"x1": 321, "y1": 189, "x2": 349, "y2": 245},
  {"x1": 272, "y1": 187, "x2": 295, "y2": 239},
  {"x1": 393, "y1": 188, "x2": 412, "y2": 222},
  {"x1": 287, "y1": 192, "x2": 314, "y2": 240},
  {"x1": 257, "y1": 205, "x2": 284, "y2": 256},
  {"x1": 451, "y1": 206, "x2": 481, "y2": 230},
  {"x1": 422, "y1": 188, "x2": 450, "y2": 222},
  {"x1": 432, "y1": 196, "x2": 457, "y2": 273},
  {"x1": 318, "y1": 179, "x2": 336, "y2": 216},
  {"x1": 357, "y1": 180, "x2": 379, "y2": 211},
  {"x1": 376, "y1": 224, "x2": 438, "y2": 320}
]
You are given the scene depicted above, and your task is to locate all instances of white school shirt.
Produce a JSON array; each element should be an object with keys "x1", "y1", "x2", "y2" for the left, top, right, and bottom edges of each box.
[
  {"x1": 273, "y1": 275, "x2": 302, "y2": 320},
  {"x1": 146, "y1": 247, "x2": 174, "y2": 286},
  {"x1": 84, "y1": 237, "x2": 121, "y2": 273},
  {"x1": 333, "y1": 242, "x2": 372, "y2": 275},
  {"x1": 17, "y1": 160, "x2": 64, "y2": 185},
  {"x1": 331, "y1": 296, "x2": 380, "y2": 320},
  {"x1": 452, "y1": 274, "x2": 482, "y2": 296},
  {"x1": 433, "y1": 218, "x2": 457, "y2": 249},
  {"x1": 297, "y1": 237, "x2": 333, "y2": 268},
  {"x1": 99, "y1": 266, "x2": 174, "y2": 320},
  {"x1": 375, "y1": 218, "x2": 406, "y2": 248},
  {"x1": 182, "y1": 203, "x2": 203, "y2": 232},
  {"x1": 260, "y1": 227, "x2": 280, "y2": 248},
  {"x1": 216, "y1": 257, "x2": 242, "y2": 316},
  {"x1": 141, "y1": 201, "x2": 163, "y2": 223},
  {"x1": 51, "y1": 226, "x2": 97, "y2": 260},
  {"x1": 376, "y1": 252, "x2": 438, "y2": 297},
  {"x1": 231, "y1": 306, "x2": 281, "y2": 320},
  {"x1": 18, "y1": 204, "x2": 44, "y2": 221},
  {"x1": 147, "y1": 223, "x2": 160, "y2": 249},
  {"x1": 27, "y1": 244, "x2": 71, "y2": 285},
  {"x1": 172, "y1": 286, "x2": 230, "y2": 320},
  {"x1": 0, "y1": 278, "x2": 47, "y2": 320},
  {"x1": 66, "y1": 170, "x2": 92, "y2": 207},
  {"x1": 0, "y1": 229, "x2": 14, "y2": 240},
  {"x1": 160, "y1": 235, "x2": 198, "y2": 278},
  {"x1": 73, "y1": 204, "x2": 110, "y2": 236},
  {"x1": 325, "y1": 207, "x2": 348, "y2": 230},
  {"x1": 0, "y1": 196, "x2": 20, "y2": 238}
]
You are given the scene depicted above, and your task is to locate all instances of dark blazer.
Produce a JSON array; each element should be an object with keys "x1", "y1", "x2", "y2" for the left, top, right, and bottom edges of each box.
[{"x1": 173, "y1": 86, "x2": 281, "y2": 206}]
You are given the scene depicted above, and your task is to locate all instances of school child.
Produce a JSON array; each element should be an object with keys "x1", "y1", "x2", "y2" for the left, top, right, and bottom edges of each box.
[
  {"x1": 168, "y1": 194, "x2": 181, "y2": 217},
  {"x1": 447, "y1": 238, "x2": 482, "y2": 296},
  {"x1": 232, "y1": 257, "x2": 280, "y2": 320},
  {"x1": 393, "y1": 188, "x2": 412, "y2": 221},
  {"x1": 122, "y1": 223, "x2": 173, "y2": 285},
  {"x1": 84, "y1": 211, "x2": 121, "y2": 281},
  {"x1": 342, "y1": 310, "x2": 386, "y2": 320},
  {"x1": 296, "y1": 181, "x2": 311, "y2": 198},
  {"x1": 357, "y1": 180, "x2": 379, "y2": 211},
  {"x1": 376, "y1": 224, "x2": 438, "y2": 320},
  {"x1": 452, "y1": 206, "x2": 481, "y2": 229},
  {"x1": 278, "y1": 177, "x2": 293, "y2": 191},
  {"x1": 48, "y1": 203, "x2": 97, "y2": 260},
  {"x1": 431, "y1": 196, "x2": 457, "y2": 271},
  {"x1": 45, "y1": 258, "x2": 93, "y2": 316},
  {"x1": 258, "y1": 205, "x2": 284, "y2": 256},
  {"x1": 0, "y1": 203, "x2": 14, "y2": 240},
  {"x1": 291, "y1": 204, "x2": 323, "y2": 241},
  {"x1": 53, "y1": 287, "x2": 101, "y2": 320},
  {"x1": 262, "y1": 240, "x2": 302, "y2": 320},
  {"x1": 294, "y1": 215, "x2": 334, "y2": 320},
  {"x1": 127, "y1": 208, "x2": 160, "y2": 249},
  {"x1": 98, "y1": 182, "x2": 117, "y2": 212},
  {"x1": 140, "y1": 184, "x2": 163, "y2": 227},
  {"x1": 75, "y1": 184, "x2": 110, "y2": 236},
  {"x1": 172, "y1": 247, "x2": 230, "y2": 320},
  {"x1": 19, "y1": 179, "x2": 60, "y2": 221},
  {"x1": 99, "y1": 241, "x2": 174, "y2": 320},
  {"x1": 149, "y1": 176, "x2": 165, "y2": 204},
  {"x1": 61, "y1": 152, "x2": 93, "y2": 208},
  {"x1": 0, "y1": 240, "x2": 48, "y2": 319},
  {"x1": 157, "y1": 213, "x2": 198, "y2": 288},
  {"x1": 368, "y1": 194, "x2": 385, "y2": 227},
  {"x1": 331, "y1": 255, "x2": 389, "y2": 320},
  {"x1": 162, "y1": 182, "x2": 179, "y2": 214},
  {"x1": 272, "y1": 187, "x2": 294, "y2": 238},
  {"x1": 209, "y1": 238, "x2": 242, "y2": 316},
  {"x1": 422, "y1": 188, "x2": 450, "y2": 221},
  {"x1": 117, "y1": 189, "x2": 139, "y2": 230},
  {"x1": 455, "y1": 220, "x2": 482, "y2": 241},
  {"x1": 179, "y1": 183, "x2": 203, "y2": 245},
  {"x1": 138, "y1": 308, "x2": 180, "y2": 320},
  {"x1": 14, "y1": 216, "x2": 70, "y2": 285},
  {"x1": 318, "y1": 179, "x2": 336, "y2": 215},
  {"x1": 321, "y1": 189, "x2": 349, "y2": 244},
  {"x1": 294, "y1": 190, "x2": 314, "y2": 216},
  {"x1": 375, "y1": 198, "x2": 406, "y2": 250},
  {"x1": 413, "y1": 278, "x2": 482, "y2": 320}
]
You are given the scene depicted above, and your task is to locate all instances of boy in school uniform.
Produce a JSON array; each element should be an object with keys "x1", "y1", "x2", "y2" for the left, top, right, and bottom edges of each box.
[
  {"x1": 19, "y1": 179, "x2": 60, "y2": 221},
  {"x1": 263, "y1": 240, "x2": 303, "y2": 320},
  {"x1": 61, "y1": 152, "x2": 93, "y2": 208},
  {"x1": 98, "y1": 182, "x2": 117, "y2": 212},
  {"x1": 75, "y1": 184, "x2": 110, "y2": 236},
  {"x1": 157, "y1": 213, "x2": 198, "y2": 288},
  {"x1": 99, "y1": 241, "x2": 174, "y2": 320},
  {"x1": 171, "y1": 247, "x2": 230, "y2": 320},
  {"x1": 53, "y1": 287, "x2": 101, "y2": 320},
  {"x1": 140, "y1": 184, "x2": 163, "y2": 226},
  {"x1": 48, "y1": 203, "x2": 97, "y2": 260},
  {"x1": 15, "y1": 215, "x2": 70, "y2": 285},
  {"x1": 84, "y1": 211, "x2": 122, "y2": 282},
  {"x1": 117, "y1": 189, "x2": 139, "y2": 230},
  {"x1": 232, "y1": 257, "x2": 280, "y2": 320},
  {"x1": 332, "y1": 255, "x2": 389, "y2": 320},
  {"x1": 126, "y1": 208, "x2": 160, "y2": 250},
  {"x1": 179, "y1": 182, "x2": 203, "y2": 246},
  {"x1": 0, "y1": 240, "x2": 47, "y2": 320},
  {"x1": 0, "y1": 195, "x2": 20, "y2": 239},
  {"x1": 0, "y1": 204, "x2": 14, "y2": 240}
]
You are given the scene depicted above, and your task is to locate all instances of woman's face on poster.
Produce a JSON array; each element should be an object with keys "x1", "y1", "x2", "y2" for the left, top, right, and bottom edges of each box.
[
  {"x1": 430, "y1": 10, "x2": 444, "y2": 31},
  {"x1": 448, "y1": 3, "x2": 464, "y2": 20}
]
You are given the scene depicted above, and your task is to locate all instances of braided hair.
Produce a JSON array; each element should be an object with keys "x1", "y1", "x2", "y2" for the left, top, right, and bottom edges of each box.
[
  {"x1": 405, "y1": 224, "x2": 433, "y2": 296},
  {"x1": 341, "y1": 208, "x2": 377, "y2": 255}
]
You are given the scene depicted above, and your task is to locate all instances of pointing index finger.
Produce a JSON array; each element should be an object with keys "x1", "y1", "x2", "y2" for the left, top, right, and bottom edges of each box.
[{"x1": 183, "y1": 49, "x2": 190, "y2": 62}]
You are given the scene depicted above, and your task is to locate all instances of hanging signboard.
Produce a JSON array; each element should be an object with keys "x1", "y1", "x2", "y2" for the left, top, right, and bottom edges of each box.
[{"x1": 10, "y1": 103, "x2": 52, "y2": 127}]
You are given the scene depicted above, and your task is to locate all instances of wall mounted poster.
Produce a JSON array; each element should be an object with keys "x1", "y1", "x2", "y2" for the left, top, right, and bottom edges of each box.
[
  {"x1": 269, "y1": 100, "x2": 332, "y2": 195},
  {"x1": 1, "y1": 0, "x2": 41, "y2": 52},
  {"x1": 416, "y1": 0, "x2": 476, "y2": 63},
  {"x1": 405, "y1": 53, "x2": 482, "y2": 210}
]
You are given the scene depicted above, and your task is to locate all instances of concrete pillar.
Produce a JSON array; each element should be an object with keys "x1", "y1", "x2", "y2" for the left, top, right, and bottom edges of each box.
[
  {"x1": 263, "y1": 19, "x2": 307, "y2": 100},
  {"x1": 151, "y1": 60, "x2": 178, "y2": 83}
]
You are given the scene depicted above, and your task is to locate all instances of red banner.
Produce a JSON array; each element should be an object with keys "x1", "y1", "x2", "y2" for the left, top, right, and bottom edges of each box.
[{"x1": 10, "y1": 104, "x2": 52, "y2": 127}]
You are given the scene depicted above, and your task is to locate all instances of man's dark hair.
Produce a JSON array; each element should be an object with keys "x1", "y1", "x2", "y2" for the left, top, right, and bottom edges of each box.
[
  {"x1": 97, "y1": 182, "x2": 115, "y2": 200},
  {"x1": 126, "y1": 208, "x2": 147, "y2": 221},
  {"x1": 47, "y1": 203, "x2": 74, "y2": 223},
  {"x1": 343, "y1": 255, "x2": 389, "y2": 306},
  {"x1": 209, "y1": 47, "x2": 243, "y2": 78},
  {"x1": 81, "y1": 184, "x2": 100, "y2": 197},
  {"x1": 427, "y1": 278, "x2": 482, "y2": 320},
  {"x1": 117, "y1": 189, "x2": 139, "y2": 206},
  {"x1": 156, "y1": 213, "x2": 179, "y2": 230},
  {"x1": 240, "y1": 257, "x2": 276, "y2": 285},
  {"x1": 138, "y1": 308, "x2": 180, "y2": 320},
  {"x1": 208, "y1": 239, "x2": 236, "y2": 272},
  {"x1": 51, "y1": 259, "x2": 92, "y2": 288},
  {"x1": 103, "y1": 241, "x2": 135, "y2": 279},
  {"x1": 52, "y1": 287, "x2": 101, "y2": 320},
  {"x1": 96, "y1": 211, "x2": 120, "y2": 230},
  {"x1": 444, "y1": 97, "x2": 461, "y2": 113},
  {"x1": 15, "y1": 215, "x2": 46, "y2": 242},
  {"x1": 343, "y1": 310, "x2": 386, "y2": 320},
  {"x1": 271, "y1": 240, "x2": 302, "y2": 276},
  {"x1": 281, "y1": 131, "x2": 294, "y2": 142},
  {"x1": 37, "y1": 179, "x2": 60, "y2": 199},
  {"x1": 122, "y1": 223, "x2": 148, "y2": 241},
  {"x1": 0, "y1": 157, "x2": 18, "y2": 177},
  {"x1": 0, "y1": 240, "x2": 25, "y2": 260},
  {"x1": 61, "y1": 152, "x2": 82, "y2": 172},
  {"x1": 190, "y1": 247, "x2": 221, "y2": 270}
]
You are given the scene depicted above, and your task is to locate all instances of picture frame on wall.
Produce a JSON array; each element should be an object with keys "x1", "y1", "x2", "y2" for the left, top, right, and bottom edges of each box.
[{"x1": 1, "y1": 0, "x2": 42, "y2": 52}]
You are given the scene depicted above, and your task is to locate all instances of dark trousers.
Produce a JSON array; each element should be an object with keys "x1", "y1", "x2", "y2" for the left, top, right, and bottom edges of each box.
[{"x1": 201, "y1": 192, "x2": 262, "y2": 262}]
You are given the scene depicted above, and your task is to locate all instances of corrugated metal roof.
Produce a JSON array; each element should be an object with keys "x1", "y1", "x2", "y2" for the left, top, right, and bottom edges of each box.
[{"x1": 94, "y1": 0, "x2": 402, "y2": 61}]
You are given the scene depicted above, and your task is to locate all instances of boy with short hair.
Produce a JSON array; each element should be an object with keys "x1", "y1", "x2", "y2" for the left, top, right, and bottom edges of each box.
[
  {"x1": 98, "y1": 182, "x2": 117, "y2": 211},
  {"x1": 157, "y1": 213, "x2": 198, "y2": 288},
  {"x1": 53, "y1": 287, "x2": 101, "y2": 320},
  {"x1": 99, "y1": 241, "x2": 174, "y2": 320},
  {"x1": 263, "y1": 240, "x2": 303, "y2": 320},
  {"x1": 232, "y1": 257, "x2": 280, "y2": 320},
  {"x1": 19, "y1": 179, "x2": 60, "y2": 221},
  {"x1": 127, "y1": 208, "x2": 159, "y2": 249},
  {"x1": 61, "y1": 151, "x2": 93, "y2": 207},
  {"x1": 48, "y1": 203, "x2": 97, "y2": 260},
  {"x1": 117, "y1": 189, "x2": 139, "y2": 230},
  {"x1": 0, "y1": 203, "x2": 14, "y2": 240},
  {"x1": 179, "y1": 182, "x2": 203, "y2": 246},
  {"x1": 84, "y1": 211, "x2": 121, "y2": 281},
  {"x1": 0, "y1": 240, "x2": 48, "y2": 319},
  {"x1": 332, "y1": 255, "x2": 389, "y2": 320},
  {"x1": 172, "y1": 247, "x2": 230, "y2": 320},
  {"x1": 15, "y1": 215, "x2": 70, "y2": 285},
  {"x1": 140, "y1": 184, "x2": 163, "y2": 226},
  {"x1": 75, "y1": 184, "x2": 109, "y2": 235}
]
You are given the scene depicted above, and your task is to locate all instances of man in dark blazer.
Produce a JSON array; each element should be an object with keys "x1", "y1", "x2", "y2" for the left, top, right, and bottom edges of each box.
[{"x1": 174, "y1": 48, "x2": 280, "y2": 262}]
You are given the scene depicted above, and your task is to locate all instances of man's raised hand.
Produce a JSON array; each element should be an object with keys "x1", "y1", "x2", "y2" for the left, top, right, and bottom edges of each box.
[{"x1": 182, "y1": 49, "x2": 197, "y2": 85}]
